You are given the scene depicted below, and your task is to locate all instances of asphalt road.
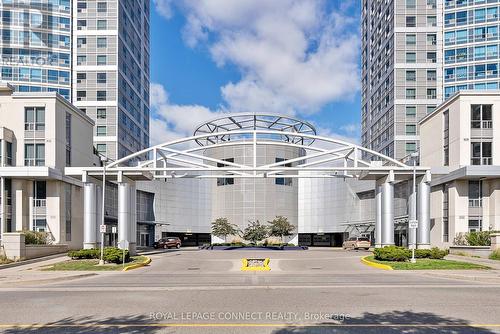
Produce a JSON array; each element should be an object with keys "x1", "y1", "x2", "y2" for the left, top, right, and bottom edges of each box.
[{"x1": 0, "y1": 248, "x2": 499, "y2": 334}]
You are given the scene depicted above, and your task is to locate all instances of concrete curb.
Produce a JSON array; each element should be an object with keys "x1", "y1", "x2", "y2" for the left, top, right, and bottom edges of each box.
[
  {"x1": 122, "y1": 256, "x2": 151, "y2": 272},
  {"x1": 241, "y1": 258, "x2": 271, "y2": 271},
  {"x1": 361, "y1": 255, "x2": 393, "y2": 270}
]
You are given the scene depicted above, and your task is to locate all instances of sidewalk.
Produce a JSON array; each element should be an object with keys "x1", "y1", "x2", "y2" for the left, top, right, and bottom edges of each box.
[
  {"x1": 0, "y1": 255, "x2": 98, "y2": 287},
  {"x1": 446, "y1": 254, "x2": 500, "y2": 270}
]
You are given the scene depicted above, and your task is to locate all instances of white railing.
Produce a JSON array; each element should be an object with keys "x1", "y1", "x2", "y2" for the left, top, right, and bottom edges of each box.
[
  {"x1": 33, "y1": 199, "x2": 47, "y2": 207},
  {"x1": 468, "y1": 198, "x2": 482, "y2": 207}
]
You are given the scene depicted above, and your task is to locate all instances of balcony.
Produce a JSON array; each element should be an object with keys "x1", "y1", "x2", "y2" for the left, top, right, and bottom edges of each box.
[
  {"x1": 471, "y1": 157, "x2": 492, "y2": 165},
  {"x1": 468, "y1": 198, "x2": 482, "y2": 207}
]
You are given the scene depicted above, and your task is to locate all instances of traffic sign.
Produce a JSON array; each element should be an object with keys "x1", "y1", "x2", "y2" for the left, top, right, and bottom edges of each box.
[
  {"x1": 100, "y1": 224, "x2": 107, "y2": 233},
  {"x1": 409, "y1": 220, "x2": 418, "y2": 229},
  {"x1": 111, "y1": 226, "x2": 117, "y2": 234},
  {"x1": 118, "y1": 240, "x2": 129, "y2": 249}
]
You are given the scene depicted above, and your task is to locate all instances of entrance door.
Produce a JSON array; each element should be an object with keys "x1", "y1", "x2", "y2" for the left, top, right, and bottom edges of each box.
[{"x1": 140, "y1": 233, "x2": 150, "y2": 247}]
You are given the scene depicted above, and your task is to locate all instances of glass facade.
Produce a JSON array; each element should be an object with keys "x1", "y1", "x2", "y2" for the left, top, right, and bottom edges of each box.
[
  {"x1": 444, "y1": 0, "x2": 500, "y2": 98},
  {"x1": 0, "y1": 0, "x2": 71, "y2": 99}
]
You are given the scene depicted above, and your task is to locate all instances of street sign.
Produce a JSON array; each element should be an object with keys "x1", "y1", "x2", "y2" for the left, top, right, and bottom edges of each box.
[
  {"x1": 118, "y1": 240, "x2": 129, "y2": 249},
  {"x1": 409, "y1": 220, "x2": 418, "y2": 229},
  {"x1": 111, "y1": 226, "x2": 117, "y2": 234},
  {"x1": 100, "y1": 224, "x2": 107, "y2": 233}
]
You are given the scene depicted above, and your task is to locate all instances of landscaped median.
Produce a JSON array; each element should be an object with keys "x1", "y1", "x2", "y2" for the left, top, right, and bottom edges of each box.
[
  {"x1": 361, "y1": 246, "x2": 491, "y2": 270},
  {"x1": 41, "y1": 247, "x2": 151, "y2": 272}
]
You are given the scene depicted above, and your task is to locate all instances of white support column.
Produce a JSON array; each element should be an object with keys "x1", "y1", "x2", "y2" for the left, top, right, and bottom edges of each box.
[
  {"x1": 375, "y1": 183, "x2": 382, "y2": 248},
  {"x1": 417, "y1": 178, "x2": 431, "y2": 249},
  {"x1": 408, "y1": 180, "x2": 417, "y2": 248},
  {"x1": 381, "y1": 180, "x2": 395, "y2": 247},
  {"x1": 83, "y1": 182, "x2": 97, "y2": 249},
  {"x1": 118, "y1": 177, "x2": 137, "y2": 255}
]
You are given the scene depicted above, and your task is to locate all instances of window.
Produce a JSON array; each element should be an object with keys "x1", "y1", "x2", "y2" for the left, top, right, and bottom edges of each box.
[
  {"x1": 427, "y1": 88, "x2": 436, "y2": 99},
  {"x1": 97, "y1": 37, "x2": 107, "y2": 48},
  {"x1": 65, "y1": 183, "x2": 72, "y2": 241},
  {"x1": 24, "y1": 107, "x2": 45, "y2": 131},
  {"x1": 468, "y1": 180, "x2": 482, "y2": 207},
  {"x1": 471, "y1": 142, "x2": 492, "y2": 165},
  {"x1": 427, "y1": 70, "x2": 436, "y2": 81},
  {"x1": 275, "y1": 158, "x2": 292, "y2": 186},
  {"x1": 97, "y1": 55, "x2": 107, "y2": 65},
  {"x1": 468, "y1": 219, "x2": 481, "y2": 233},
  {"x1": 406, "y1": 0, "x2": 416, "y2": 8},
  {"x1": 427, "y1": 16, "x2": 437, "y2": 26},
  {"x1": 76, "y1": 72, "x2": 86, "y2": 82},
  {"x1": 25, "y1": 144, "x2": 45, "y2": 166},
  {"x1": 427, "y1": 34, "x2": 436, "y2": 45},
  {"x1": 406, "y1": 106, "x2": 416, "y2": 117},
  {"x1": 97, "y1": 72, "x2": 107, "y2": 84},
  {"x1": 471, "y1": 105, "x2": 492, "y2": 128},
  {"x1": 77, "y1": 20, "x2": 87, "y2": 30},
  {"x1": 405, "y1": 142, "x2": 417, "y2": 154},
  {"x1": 217, "y1": 158, "x2": 235, "y2": 186},
  {"x1": 427, "y1": 105, "x2": 435, "y2": 114},
  {"x1": 405, "y1": 124, "x2": 417, "y2": 135},
  {"x1": 96, "y1": 144, "x2": 107, "y2": 155},
  {"x1": 96, "y1": 126, "x2": 107, "y2": 136},
  {"x1": 406, "y1": 70, "x2": 416, "y2": 81},
  {"x1": 97, "y1": 20, "x2": 107, "y2": 30},
  {"x1": 427, "y1": 52, "x2": 436, "y2": 63},
  {"x1": 406, "y1": 52, "x2": 416, "y2": 63},
  {"x1": 65, "y1": 113, "x2": 71, "y2": 167},
  {"x1": 77, "y1": 37, "x2": 86, "y2": 47},
  {"x1": 77, "y1": 55, "x2": 86, "y2": 65},
  {"x1": 444, "y1": 110, "x2": 449, "y2": 166},
  {"x1": 6, "y1": 142, "x2": 13, "y2": 166},
  {"x1": 406, "y1": 34, "x2": 416, "y2": 45},
  {"x1": 406, "y1": 88, "x2": 416, "y2": 99},
  {"x1": 77, "y1": 91, "x2": 86, "y2": 101},
  {"x1": 443, "y1": 184, "x2": 449, "y2": 242},
  {"x1": 97, "y1": 2, "x2": 107, "y2": 12},
  {"x1": 97, "y1": 91, "x2": 107, "y2": 101},
  {"x1": 406, "y1": 16, "x2": 416, "y2": 27},
  {"x1": 97, "y1": 109, "x2": 107, "y2": 119}
]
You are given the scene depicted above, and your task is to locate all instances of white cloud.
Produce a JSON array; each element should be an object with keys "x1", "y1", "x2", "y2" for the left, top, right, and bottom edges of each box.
[
  {"x1": 153, "y1": 0, "x2": 360, "y2": 115},
  {"x1": 150, "y1": 83, "x2": 222, "y2": 145},
  {"x1": 339, "y1": 123, "x2": 359, "y2": 135}
]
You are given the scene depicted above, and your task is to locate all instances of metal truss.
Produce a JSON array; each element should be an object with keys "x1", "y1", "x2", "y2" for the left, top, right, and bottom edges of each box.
[{"x1": 67, "y1": 121, "x2": 429, "y2": 181}]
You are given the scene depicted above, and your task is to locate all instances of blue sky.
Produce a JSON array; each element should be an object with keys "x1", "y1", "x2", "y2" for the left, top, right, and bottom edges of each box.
[{"x1": 149, "y1": 0, "x2": 361, "y2": 144}]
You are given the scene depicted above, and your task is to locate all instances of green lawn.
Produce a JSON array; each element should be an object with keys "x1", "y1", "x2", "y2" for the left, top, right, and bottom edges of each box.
[
  {"x1": 42, "y1": 256, "x2": 147, "y2": 271},
  {"x1": 366, "y1": 256, "x2": 490, "y2": 270}
]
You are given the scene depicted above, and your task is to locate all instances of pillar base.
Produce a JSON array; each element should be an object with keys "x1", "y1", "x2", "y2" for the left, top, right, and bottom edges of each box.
[
  {"x1": 417, "y1": 244, "x2": 431, "y2": 249},
  {"x1": 374, "y1": 243, "x2": 383, "y2": 248},
  {"x1": 83, "y1": 242, "x2": 97, "y2": 250},
  {"x1": 381, "y1": 243, "x2": 395, "y2": 247}
]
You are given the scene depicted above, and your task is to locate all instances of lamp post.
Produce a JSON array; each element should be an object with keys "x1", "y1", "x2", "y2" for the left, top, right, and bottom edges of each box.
[
  {"x1": 409, "y1": 152, "x2": 419, "y2": 263},
  {"x1": 99, "y1": 155, "x2": 107, "y2": 266}
]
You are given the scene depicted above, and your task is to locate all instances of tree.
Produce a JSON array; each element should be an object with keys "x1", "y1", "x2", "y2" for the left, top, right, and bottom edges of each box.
[
  {"x1": 211, "y1": 217, "x2": 240, "y2": 242},
  {"x1": 268, "y1": 216, "x2": 295, "y2": 243},
  {"x1": 243, "y1": 220, "x2": 269, "y2": 244}
]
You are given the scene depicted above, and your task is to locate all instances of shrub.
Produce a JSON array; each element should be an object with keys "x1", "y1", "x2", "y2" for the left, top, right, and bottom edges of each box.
[
  {"x1": 373, "y1": 246, "x2": 411, "y2": 262},
  {"x1": 23, "y1": 230, "x2": 51, "y2": 245},
  {"x1": 67, "y1": 247, "x2": 129, "y2": 264},
  {"x1": 414, "y1": 249, "x2": 431, "y2": 258},
  {"x1": 103, "y1": 247, "x2": 130, "y2": 264},
  {"x1": 489, "y1": 249, "x2": 500, "y2": 261},
  {"x1": 466, "y1": 231, "x2": 491, "y2": 246},
  {"x1": 429, "y1": 247, "x2": 448, "y2": 259}
]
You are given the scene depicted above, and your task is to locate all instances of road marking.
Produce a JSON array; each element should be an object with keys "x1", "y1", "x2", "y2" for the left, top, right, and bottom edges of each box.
[{"x1": 1, "y1": 284, "x2": 500, "y2": 292}]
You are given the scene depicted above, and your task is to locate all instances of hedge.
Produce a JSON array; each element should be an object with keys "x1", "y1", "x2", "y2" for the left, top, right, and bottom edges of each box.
[
  {"x1": 68, "y1": 247, "x2": 130, "y2": 264},
  {"x1": 374, "y1": 246, "x2": 448, "y2": 262}
]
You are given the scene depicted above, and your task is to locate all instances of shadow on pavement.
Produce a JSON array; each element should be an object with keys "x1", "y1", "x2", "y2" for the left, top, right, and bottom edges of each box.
[{"x1": 272, "y1": 310, "x2": 497, "y2": 334}]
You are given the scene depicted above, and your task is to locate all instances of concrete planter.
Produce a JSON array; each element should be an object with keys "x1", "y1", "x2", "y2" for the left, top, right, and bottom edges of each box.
[
  {"x1": 449, "y1": 245, "x2": 491, "y2": 258},
  {"x1": 491, "y1": 233, "x2": 500, "y2": 251},
  {"x1": 2, "y1": 232, "x2": 68, "y2": 261}
]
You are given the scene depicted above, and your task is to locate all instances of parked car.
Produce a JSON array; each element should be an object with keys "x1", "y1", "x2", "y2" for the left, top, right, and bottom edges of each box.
[
  {"x1": 342, "y1": 236, "x2": 371, "y2": 250},
  {"x1": 154, "y1": 237, "x2": 182, "y2": 249}
]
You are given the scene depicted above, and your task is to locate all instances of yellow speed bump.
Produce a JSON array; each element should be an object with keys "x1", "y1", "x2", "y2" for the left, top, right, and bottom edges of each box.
[
  {"x1": 241, "y1": 258, "x2": 271, "y2": 271},
  {"x1": 361, "y1": 255, "x2": 393, "y2": 270},
  {"x1": 123, "y1": 256, "x2": 152, "y2": 272}
]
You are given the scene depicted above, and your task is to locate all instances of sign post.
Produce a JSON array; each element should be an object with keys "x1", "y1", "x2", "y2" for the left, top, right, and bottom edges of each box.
[
  {"x1": 409, "y1": 220, "x2": 418, "y2": 263},
  {"x1": 118, "y1": 240, "x2": 129, "y2": 269}
]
